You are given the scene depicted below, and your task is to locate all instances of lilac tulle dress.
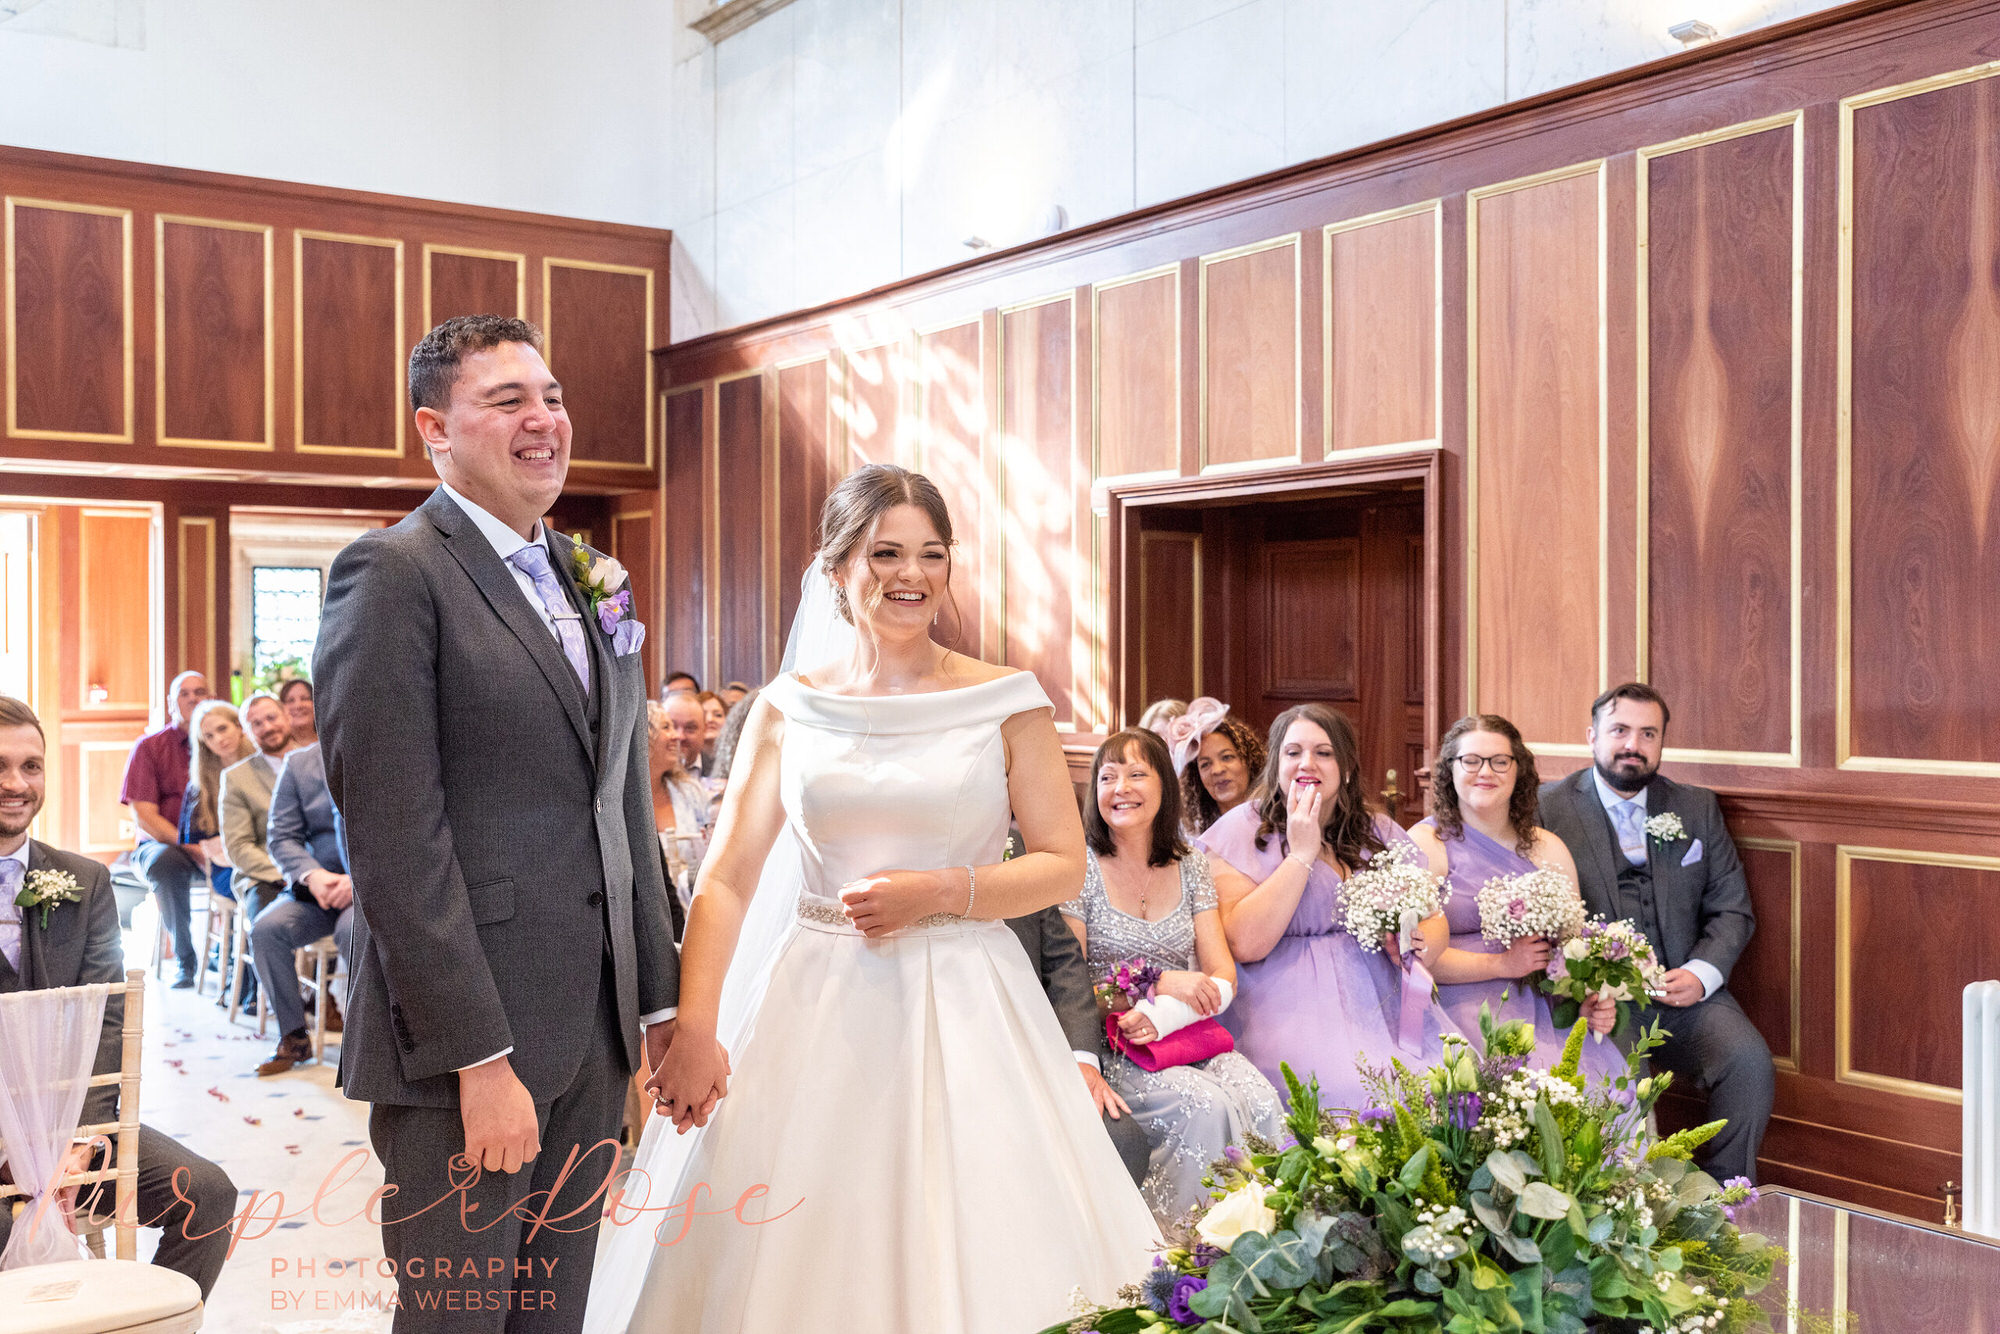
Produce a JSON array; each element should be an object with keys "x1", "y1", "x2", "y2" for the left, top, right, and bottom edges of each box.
[
  {"x1": 1194, "y1": 805, "x2": 1458, "y2": 1114},
  {"x1": 1417, "y1": 817, "x2": 1625, "y2": 1084}
]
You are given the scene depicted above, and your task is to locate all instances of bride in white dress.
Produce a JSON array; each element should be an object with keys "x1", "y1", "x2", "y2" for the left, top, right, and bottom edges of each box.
[{"x1": 586, "y1": 464, "x2": 1158, "y2": 1334}]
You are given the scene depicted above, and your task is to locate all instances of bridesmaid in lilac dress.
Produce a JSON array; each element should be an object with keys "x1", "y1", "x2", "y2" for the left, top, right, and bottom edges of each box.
[
  {"x1": 1406, "y1": 714, "x2": 1621, "y2": 1081},
  {"x1": 1196, "y1": 703, "x2": 1457, "y2": 1112}
]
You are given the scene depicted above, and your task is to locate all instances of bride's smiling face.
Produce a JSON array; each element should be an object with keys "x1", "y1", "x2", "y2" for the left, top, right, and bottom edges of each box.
[{"x1": 836, "y1": 502, "x2": 952, "y2": 638}]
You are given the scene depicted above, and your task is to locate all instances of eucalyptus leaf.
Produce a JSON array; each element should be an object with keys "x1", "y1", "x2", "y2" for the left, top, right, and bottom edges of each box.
[
  {"x1": 1231, "y1": 1228, "x2": 1318, "y2": 1291},
  {"x1": 1414, "y1": 1266, "x2": 1444, "y2": 1294},
  {"x1": 1485, "y1": 1149, "x2": 1528, "y2": 1194},
  {"x1": 1490, "y1": 1227, "x2": 1543, "y2": 1264},
  {"x1": 1507, "y1": 1149, "x2": 1545, "y2": 1181},
  {"x1": 1587, "y1": 1211, "x2": 1615, "y2": 1244},
  {"x1": 1517, "y1": 1181, "x2": 1574, "y2": 1220},
  {"x1": 1470, "y1": 1193, "x2": 1513, "y2": 1237},
  {"x1": 1657, "y1": 1245, "x2": 1684, "y2": 1272},
  {"x1": 1676, "y1": 1169, "x2": 1720, "y2": 1205}
]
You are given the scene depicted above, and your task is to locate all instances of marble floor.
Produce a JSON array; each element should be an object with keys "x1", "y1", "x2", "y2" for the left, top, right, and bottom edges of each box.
[{"x1": 121, "y1": 902, "x2": 392, "y2": 1334}]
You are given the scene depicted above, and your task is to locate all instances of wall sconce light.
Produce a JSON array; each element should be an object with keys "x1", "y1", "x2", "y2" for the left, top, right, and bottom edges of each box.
[
  {"x1": 1669, "y1": 19, "x2": 1719, "y2": 45},
  {"x1": 962, "y1": 235, "x2": 993, "y2": 251}
]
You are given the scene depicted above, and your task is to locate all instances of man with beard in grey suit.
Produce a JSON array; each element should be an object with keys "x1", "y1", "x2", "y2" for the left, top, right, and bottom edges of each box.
[
  {"x1": 1537, "y1": 682, "x2": 1772, "y2": 1184},
  {"x1": 315, "y1": 316, "x2": 679, "y2": 1333}
]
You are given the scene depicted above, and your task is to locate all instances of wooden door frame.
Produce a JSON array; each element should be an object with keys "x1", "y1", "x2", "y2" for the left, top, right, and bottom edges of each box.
[{"x1": 1099, "y1": 446, "x2": 1443, "y2": 761}]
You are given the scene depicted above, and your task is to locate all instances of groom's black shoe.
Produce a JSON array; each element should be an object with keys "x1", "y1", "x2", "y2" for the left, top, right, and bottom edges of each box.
[{"x1": 256, "y1": 1030, "x2": 313, "y2": 1076}]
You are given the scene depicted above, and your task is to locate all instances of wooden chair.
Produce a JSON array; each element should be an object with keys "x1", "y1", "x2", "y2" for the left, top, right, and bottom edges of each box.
[
  {"x1": 222, "y1": 905, "x2": 253, "y2": 1027},
  {"x1": 190, "y1": 891, "x2": 235, "y2": 1001},
  {"x1": 0, "y1": 969, "x2": 204, "y2": 1332},
  {"x1": 255, "y1": 936, "x2": 340, "y2": 1062},
  {"x1": 147, "y1": 882, "x2": 210, "y2": 982}
]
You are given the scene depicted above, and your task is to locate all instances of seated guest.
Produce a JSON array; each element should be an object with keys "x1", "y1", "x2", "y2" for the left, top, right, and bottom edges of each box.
[
  {"x1": 1198, "y1": 703, "x2": 1454, "y2": 1110},
  {"x1": 711, "y1": 687, "x2": 759, "y2": 792},
  {"x1": 1136, "y1": 698, "x2": 1186, "y2": 732},
  {"x1": 0, "y1": 696, "x2": 237, "y2": 1298},
  {"x1": 719, "y1": 680, "x2": 752, "y2": 709},
  {"x1": 1007, "y1": 902, "x2": 1151, "y2": 1191},
  {"x1": 277, "y1": 677, "x2": 316, "y2": 746},
  {"x1": 663, "y1": 668, "x2": 700, "y2": 697},
  {"x1": 219, "y1": 692, "x2": 299, "y2": 1007},
  {"x1": 1538, "y1": 683, "x2": 1771, "y2": 1182},
  {"x1": 662, "y1": 687, "x2": 718, "y2": 800},
  {"x1": 1063, "y1": 728, "x2": 1283, "y2": 1224},
  {"x1": 252, "y1": 742, "x2": 352, "y2": 1076},
  {"x1": 1407, "y1": 714, "x2": 1619, "y2": 1078},
  {"x1": 696, "y1": 690, "x2": 727, "y2": 770},
  {"x1": 183, "y1": 700, "x2": 257, "y2": 906},
  {"x1": 120, "y1": 669, "x2": 211, "y2": 988},
  {"x1": 1152, "y1": 697, "x2": 1267, "y2": 836},
  {"x1": 645, "y1": 701, "x2": 709, "y2": 936}
]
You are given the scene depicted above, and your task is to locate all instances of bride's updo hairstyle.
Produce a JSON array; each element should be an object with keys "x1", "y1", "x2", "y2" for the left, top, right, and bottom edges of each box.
[{"x1": 817, "y1": 463, "x2": 966, "y2": 645}]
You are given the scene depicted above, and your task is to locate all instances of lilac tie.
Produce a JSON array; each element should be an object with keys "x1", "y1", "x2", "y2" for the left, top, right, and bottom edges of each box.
[
  {"x1": 0, "y1": 860, "x2": 23, "y2": 972},
  {"x1": 506, "y1": 544, "x2": 591, "y2": 693}
]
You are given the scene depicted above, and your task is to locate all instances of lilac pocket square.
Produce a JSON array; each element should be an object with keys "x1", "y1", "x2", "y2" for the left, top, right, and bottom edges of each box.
[
  {"x1": 1680, "y1": 838, "x2": 1703, "y2": 867},
  {"x1": 612, "y1": 619, "x2": 646, "y2": 656}
]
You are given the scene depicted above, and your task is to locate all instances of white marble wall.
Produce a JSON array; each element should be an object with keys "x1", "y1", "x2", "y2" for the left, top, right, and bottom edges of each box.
[{"x1": 668, "y1": 0, "x2": 1846, "y2": 339}]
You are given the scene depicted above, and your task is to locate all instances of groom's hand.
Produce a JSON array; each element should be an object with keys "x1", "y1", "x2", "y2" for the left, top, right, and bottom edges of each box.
[{"x1": 459, "y1": 1058, "x2": 540, "y2": 1175}]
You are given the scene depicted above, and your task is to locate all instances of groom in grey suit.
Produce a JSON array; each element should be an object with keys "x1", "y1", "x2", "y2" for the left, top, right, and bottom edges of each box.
[
  {"x1": 1538, "y1": 682, "x2": 1772, "y2": 1184},
  {"x1": 316, "y1": 316, "x2": 679, "y2": 1332}
]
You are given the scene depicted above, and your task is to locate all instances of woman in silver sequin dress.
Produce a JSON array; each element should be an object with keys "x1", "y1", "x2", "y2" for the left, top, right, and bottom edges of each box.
[{"x1": 1062, "y1": 728, "x2": 1285, "y2": 1225}]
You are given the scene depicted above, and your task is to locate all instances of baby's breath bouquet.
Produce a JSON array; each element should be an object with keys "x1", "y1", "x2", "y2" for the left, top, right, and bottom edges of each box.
[
  {"x1": 1476, "y1": 867, "x2": 1587, "y2": 946},
  {"x1": 1338, "y1": 843, "x2": 1450, "y2": 954}
]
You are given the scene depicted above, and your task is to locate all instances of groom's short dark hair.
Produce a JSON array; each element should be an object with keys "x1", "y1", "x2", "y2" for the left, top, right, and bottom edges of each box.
[
  {"x1": 1589, "y1": 681, "x2": 1671, "y2": 730},
  {"x1": 408, "y1": 315, "x2": 545, "y2": 414}
]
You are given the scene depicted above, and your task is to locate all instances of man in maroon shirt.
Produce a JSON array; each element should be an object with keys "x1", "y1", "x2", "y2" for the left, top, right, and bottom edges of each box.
[{"x1": 120, "y1": 669, "x2": 210, "y2": 987}]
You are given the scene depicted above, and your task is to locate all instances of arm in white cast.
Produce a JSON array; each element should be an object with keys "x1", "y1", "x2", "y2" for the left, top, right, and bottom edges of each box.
[{"x1": 1133, "y1": 977, "x2": 1236, "y2": 1039}]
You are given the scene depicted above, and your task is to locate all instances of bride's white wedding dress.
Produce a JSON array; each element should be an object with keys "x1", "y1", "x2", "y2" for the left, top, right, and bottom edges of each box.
[{"x1": 588, "y1": 670, "x2": 1158, "y2": 1333}]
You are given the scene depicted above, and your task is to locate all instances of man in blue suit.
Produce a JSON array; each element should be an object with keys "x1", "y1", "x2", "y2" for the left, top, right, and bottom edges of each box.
[{"x1": 250, "y1": 741, "x2": 352, "y2": 1075}]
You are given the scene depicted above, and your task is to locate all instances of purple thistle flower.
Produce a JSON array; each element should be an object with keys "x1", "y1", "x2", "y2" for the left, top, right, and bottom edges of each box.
[{"x1": 1168, "y1": 1275, "x2": 1208, "y2": 1324}]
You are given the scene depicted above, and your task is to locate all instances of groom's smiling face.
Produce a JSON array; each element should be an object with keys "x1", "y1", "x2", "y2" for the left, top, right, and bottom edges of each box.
[{"x1": 421, "y1": 340, "x2": 572, "y2": 538}]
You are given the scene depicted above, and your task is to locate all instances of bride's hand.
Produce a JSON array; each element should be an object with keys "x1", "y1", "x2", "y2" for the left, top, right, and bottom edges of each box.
[
  {"x1": 839, "y1": 870, "x2": 953, "y2": 937},
  {"x1": 643, "y1": 1027, "x2": 732, "y2": 1135}
]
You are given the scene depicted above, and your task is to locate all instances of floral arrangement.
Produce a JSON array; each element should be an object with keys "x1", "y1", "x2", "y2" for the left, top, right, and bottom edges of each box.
[
  {"x1": 1096, "y1": 957, "x2": 1165, "y2": 1016},
  {"x1": 17, "y1": 868, "x2": 83, "y2": 928},
  {"x1": 1475, "y1": 867, "x2": 1587, "y2": 947},
  {"x1": 1643, "y1": 813, "x2": 1687, "y2": 847},
  {"x1": 1540, "y1": 918, "x2": 1672, "y2": 1042},
  {"x1": 1045, "y1": 1009, "x2": 1779, "y2": 1334},
  {"x1": 569, "y1": 541, "x2": 645, "y2": 654},
  {"x1": 1338, "y1": 843, "x2": 1450, "y2": 954}
]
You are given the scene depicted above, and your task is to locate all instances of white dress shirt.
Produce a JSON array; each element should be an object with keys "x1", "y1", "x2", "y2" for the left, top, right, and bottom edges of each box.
[
  {"x1": 1590, "y1": 769, "x2": 1721, "y2": 1001},
  {"x1": 438, "y1": 484, "x2": 675, "y2": 1071}
]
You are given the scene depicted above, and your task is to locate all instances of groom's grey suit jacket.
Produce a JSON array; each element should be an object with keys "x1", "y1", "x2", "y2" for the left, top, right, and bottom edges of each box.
[{"x1": 315, "y1": 486, "x2": 679, "y2": 1109}]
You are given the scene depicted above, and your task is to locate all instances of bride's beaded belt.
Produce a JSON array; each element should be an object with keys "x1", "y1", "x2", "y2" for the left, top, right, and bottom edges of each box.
[{"x1": 795, "y1": 897, "x2": 967, "y2": 932}]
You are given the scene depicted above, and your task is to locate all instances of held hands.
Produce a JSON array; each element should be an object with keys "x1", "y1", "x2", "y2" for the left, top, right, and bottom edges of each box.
[
  {"x1": 839, "y1": 869, "x2": 953, "y2": 937},
  {"x1": 1654, "y1": 967, "x2": 1705, "y2": 1009},
  {"x1": 1284, "y1": 783, "x2": 1325, "y2": 865},
  {"x1": 1498, "y1": 934, "x2": 1554, "y2": 979},
  {"x1": 1153, "y1": 969, "x2": 1221, "y2": 1016},
  {"x1": 643, "y1": 1023, "x2": 732, "y2": 1134},
  {"x1": 457, "y1": 1057, "x2": 540, "y2": 1176},
  {"x1": 1079, "y1": 1062, "x2": 1132, "y2": 1120}
]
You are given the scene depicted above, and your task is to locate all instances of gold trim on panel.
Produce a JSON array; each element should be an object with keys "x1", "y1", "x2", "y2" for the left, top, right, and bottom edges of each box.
[
  {"x1": 1464, "y1": 160, "x2": 1608, "y2": 740},
  {"x1": 1090, "y1": 262, "x2": 1182, "y2": 483},
  {"x1": 421, "y1": 243, "x2": 527, "y2": 328},
  {"x1": 4, "y1": 197, "x2": 135, "y2": 444},
  {"x1": 713, "y1": 369, "x2": 761, "y2": 686},
  {"x1": 1837, "y1": 62, "x2": 2000, "y2": 777},
  {"x1": 175, "y1": 515, "x2": 218, "y2": 685},
  {"x1": 1322, "y1": 199, "x2": 1444, "y2": 461},
  {"x1": 1635, "y1": 114, "x2": 1804, "y2": 766},
  {"x1": 1737, "y1": 836, "x2": 1803, "y2": 1073},
  {"x1": 1831, "y1": 1209, "x2": 1850, "y2": 1334},
  {"x1": 1834, "y1": 845, "x2": 2000, "y2": 1103},
  {"x1": 542, "y1": 256, "x2": 657, "y2": 472},
  {"x1": 1136, "y1": 530, "x2": 1202, "y2": 707},
  {"x1": 293, "y1": 229, "x2": 407, "y2": 457},
  {"x1": 1197, "y1": 233, "x2": 1302, "y2": 474},
  {"x1": 154, "y1": 215, "x2": 276, "y2": 451}
]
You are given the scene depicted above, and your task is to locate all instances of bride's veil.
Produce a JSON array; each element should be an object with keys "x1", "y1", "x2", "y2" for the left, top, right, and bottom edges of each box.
[{"x1": 584, "y1": 561, "x2": 849, "y2": 1334}]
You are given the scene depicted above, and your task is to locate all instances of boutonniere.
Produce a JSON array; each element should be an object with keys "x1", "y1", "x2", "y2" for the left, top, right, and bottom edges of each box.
[
  {"x1": 17, "y1": 868, "x2": 83, "y2": 929},
  {"x1": 568, "y1": 539, "x2": 646, "y2": 657},
  {"x1": 1644, "y1": 812, "x2": 1687, "y2": 845}
]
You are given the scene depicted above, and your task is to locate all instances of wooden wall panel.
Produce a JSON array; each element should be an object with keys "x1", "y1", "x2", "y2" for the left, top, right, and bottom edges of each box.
[
  {"x1": 840, "y1": 341, "x2": 903, "y2": 467},
  {"x1": 425, "y1": 246, "x2": 524, "y2": 326},
  {"x1": 1137, "y1": 531, "x2": 1199, "y2": 705},
  {"x1": 1263, "y1": 537, "x2": 1360, "y2": 699},
  {"x1": 78, "y1": 509, "x2": 150, "y2": 711},
  {"x1": 1094, "y1": 268, "x2": 1179, "y2": 479},
  {"x1": 1469, "y1": 166, "x2": 1603, "y2": 746},
  {"x1": 7, "y1": 200, "x2": 131, "y2": 441},
  {"x1": 714, "y1": 373, "x2": 770, "y2": 686},
  {"x1": 79, "y1": 742, "x2": 137, "y2": 855},
  {"x1": 1844, "y1": 69, "x2": 2000, "y2": 770},
  {"x1": 776, "y1": 359, "x2": 832, "y2": 635},
  {"x1": 295, "y1": 232, "x2": 403, "y2": 456},
  {"x1": 611, "y1": 504, "x2": 658, "y2": 691},
  {"x1": 1643, "y1": 122, "x2": 1798, "y2": 761},
  {"x1": 1000, "y1": 297, "x2": 1077, "y2": 726},
  {"x1": 916, "y1": 321, "x2": 986, "y2": 656},
  {"x1": 1734, "y1": 839, "x2": 1800, "y2": 1069},
  {"x1": 174, "y1": 514, "x2": 218, "y2": 685},
  {"x1": 1325, "y1": 205, "x2": 1438, "y2": 454},
  {"x1": 157, "y1": 218, "x2": 271, "y2": 449},
  {"x1": 1201, "y1": 237, "x2": 1299, "y2": 469},
  {"x1": 661, "y1": 386, "x2": 708, "y2": 686},
  {"x1": 1839, "y1": 849, "x2": 2000, "y2": 1101},
  {"x1": 546, "y1": 260, "x2": 652, "y2": 471}
]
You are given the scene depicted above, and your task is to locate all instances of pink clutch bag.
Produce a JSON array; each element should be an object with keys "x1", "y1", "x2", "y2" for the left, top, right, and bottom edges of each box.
[{"x1": 1104, "y1": 1013, "x2": 1235, "y2": 1071}]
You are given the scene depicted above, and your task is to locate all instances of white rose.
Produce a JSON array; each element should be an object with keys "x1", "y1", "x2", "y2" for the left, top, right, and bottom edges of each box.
[
  {"x1": 1195, "y1": 1180, "x2": 1277, "y2": 1252},
  {"x1": 1562, "y1": 937, "x2": 1589, "y2": 961},
  {"x1": 588, "y1": 555, "x2": 629, "y2": 593}
]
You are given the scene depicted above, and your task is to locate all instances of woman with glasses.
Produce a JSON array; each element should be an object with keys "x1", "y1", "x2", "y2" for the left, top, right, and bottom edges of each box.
[{"x1": 1406, "y1": 715, "x2": 1621, "y2": 1076}]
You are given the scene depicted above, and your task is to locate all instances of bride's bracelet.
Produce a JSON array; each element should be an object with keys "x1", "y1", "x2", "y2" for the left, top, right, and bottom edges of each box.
[{"x1": 962, "y1": 864, "x2": 977, "y2": 918}]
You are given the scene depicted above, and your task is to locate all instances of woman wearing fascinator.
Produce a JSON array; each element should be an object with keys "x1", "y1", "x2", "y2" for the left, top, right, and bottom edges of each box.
[
  {"x1": 1151, "y1": 697, "x2": 1267, "y2": 837},
  {"x1": 588, "y1": 464, "x2": 1156, "y2": 1334}
]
